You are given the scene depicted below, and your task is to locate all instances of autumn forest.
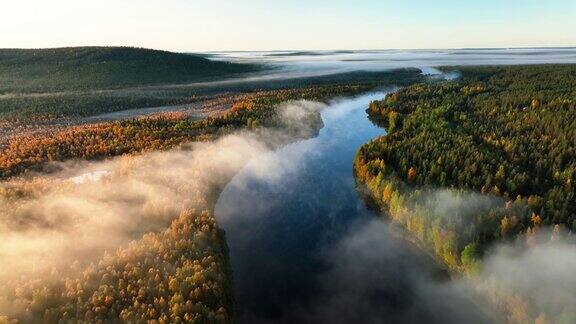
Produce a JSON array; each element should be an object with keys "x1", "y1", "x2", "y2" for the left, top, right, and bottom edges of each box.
[{"x1": 2, "y1": 43, "x2": 576, "y2": 324}]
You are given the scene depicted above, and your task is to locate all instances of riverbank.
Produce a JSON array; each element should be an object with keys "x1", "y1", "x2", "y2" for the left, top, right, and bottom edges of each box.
[{"x1": 353, "y1": 64, "x2": 576, "y2": 323}]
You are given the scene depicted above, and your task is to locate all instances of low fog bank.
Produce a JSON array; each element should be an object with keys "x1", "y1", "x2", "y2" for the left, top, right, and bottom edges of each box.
[
  {"x1": 0, "y1": 133, "x2": 273, "y2": 315},
  {"x1": 0, "y1": 100, "x2": 325, "y2": 316},
  {"x1": 380, "y1": 185, "x2": 576, "y2": 322},
  {"x1": 205, "y1": 48, "x2": 576, "y2": 84},
  {"x1": 287, "y1": 218, "x2": 493, "y2": 324},
  {"x1": 474, "y1": 230, "x2": 576, "y2": 323},
  {"x1": 384, "y1": 186, "x2": 576, "y2": 323}
]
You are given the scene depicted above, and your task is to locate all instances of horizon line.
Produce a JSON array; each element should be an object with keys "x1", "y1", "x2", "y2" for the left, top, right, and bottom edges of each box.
[{"x1": 1, "y1": 45, "x2": 575, "y2": 54}]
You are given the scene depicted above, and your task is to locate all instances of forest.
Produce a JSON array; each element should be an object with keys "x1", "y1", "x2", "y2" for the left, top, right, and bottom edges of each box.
[
  {"x1": 0, "y1": 150, "x2": 238, "y2": 323},
  {"x1": 355, "y1": 64, "x2": 576, "y2": 323},
  {"x1": 0, "y1": 85, "x2": 376, "y2": 179},
  {"x1": 0, "y1": 68, "x2": 424, "y2": 120},
  {"x1": 0, "y1": 86, "x2": 330, "y2": 323},
  {"x1": 0, "y1": 47, "x2": 259, "y2": 93}
]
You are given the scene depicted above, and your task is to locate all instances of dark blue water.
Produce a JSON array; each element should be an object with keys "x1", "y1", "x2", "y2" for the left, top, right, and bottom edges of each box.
[{"x1": 215, "y1": 93, "x2": 491, "y2": 324}]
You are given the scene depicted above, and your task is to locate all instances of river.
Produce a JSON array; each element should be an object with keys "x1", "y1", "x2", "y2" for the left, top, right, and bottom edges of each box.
[{"x1": 215, "y1": 92, "x2": 492, "y2": 324}]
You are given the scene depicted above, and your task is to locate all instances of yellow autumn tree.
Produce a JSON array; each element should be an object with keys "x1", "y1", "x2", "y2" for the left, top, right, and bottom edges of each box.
[{"x1": 407, "y1": 167, "x2": 416, "y2": 183}]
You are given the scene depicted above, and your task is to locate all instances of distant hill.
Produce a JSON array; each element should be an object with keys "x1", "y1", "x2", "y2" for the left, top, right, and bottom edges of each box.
[{"x1": 0, "y1": 46, "x2": 260, "y2": 93}]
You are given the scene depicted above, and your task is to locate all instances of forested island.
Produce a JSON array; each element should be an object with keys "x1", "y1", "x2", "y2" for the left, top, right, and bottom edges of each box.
[{"x1": 355, "y1": 64, "x2": 576, "y2": 323}]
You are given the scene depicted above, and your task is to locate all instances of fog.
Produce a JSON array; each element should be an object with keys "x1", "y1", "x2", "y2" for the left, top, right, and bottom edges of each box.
[
  {"x1": 0, "y1": 101, "x2": 323, "y2": 317},
  {"x1": 474, "y1": 230, "x2": 576, "y2": 323},
  {"x1": 416, "y1": 189, "x2": 502, "y2": 221},
  {"x1": 0, "y1": 134, "x2": 262, "y2": 279},
  {"x1": 282, "y1": 218, "x2": 494, "y2": 324},
  {"x1": 206, "y1": 47, "x2": 576, "y2": 82},
  {"x1": 392, "y1": 188, "x2": 576, "y2": 322}
]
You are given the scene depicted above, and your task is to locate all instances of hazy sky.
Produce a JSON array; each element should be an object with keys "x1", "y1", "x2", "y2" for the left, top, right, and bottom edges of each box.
[{"x1": 1, "y1": 0, "x2": 575, "y2": 51}]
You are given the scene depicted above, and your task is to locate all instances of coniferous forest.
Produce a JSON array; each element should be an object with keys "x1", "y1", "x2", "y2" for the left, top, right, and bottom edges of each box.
[{"x1": 355, "y1": 64, "x2": 576, "y2": 323}]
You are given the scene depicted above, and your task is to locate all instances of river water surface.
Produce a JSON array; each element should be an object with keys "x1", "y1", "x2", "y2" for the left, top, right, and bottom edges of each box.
[{"x1": 215, "y1": 93, "x2": 491, "y2": 324}]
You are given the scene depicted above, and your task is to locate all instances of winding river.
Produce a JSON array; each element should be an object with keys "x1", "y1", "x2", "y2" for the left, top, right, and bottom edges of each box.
[{"x1": 215, "y1": 93, "x2": 491, "y2": 324}]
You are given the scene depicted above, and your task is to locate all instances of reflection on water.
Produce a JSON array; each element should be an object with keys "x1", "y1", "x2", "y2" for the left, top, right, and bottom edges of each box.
[{"x1": 215, "y1": 93, "x2": 491, "y2": 324}]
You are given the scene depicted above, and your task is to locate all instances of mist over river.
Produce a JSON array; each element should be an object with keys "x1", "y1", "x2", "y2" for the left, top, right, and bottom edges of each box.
[{"x1": 215, "y1": 93, "x2": 492, "y2": 324}]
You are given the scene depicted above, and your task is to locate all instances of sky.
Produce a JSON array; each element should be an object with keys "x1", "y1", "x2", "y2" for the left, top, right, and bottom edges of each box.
[{"x1": 1, "y1": 0, "x2": 575, "y2": 52}]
